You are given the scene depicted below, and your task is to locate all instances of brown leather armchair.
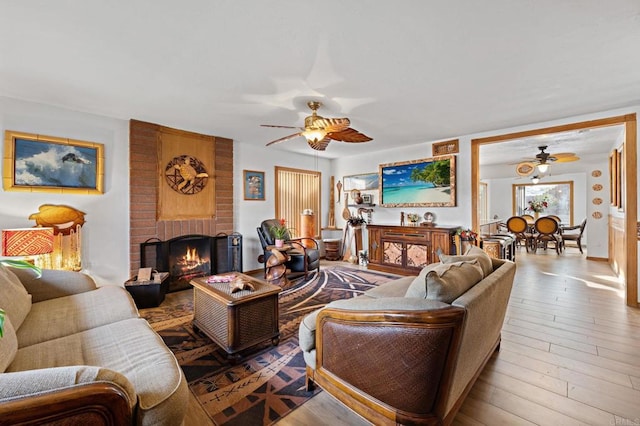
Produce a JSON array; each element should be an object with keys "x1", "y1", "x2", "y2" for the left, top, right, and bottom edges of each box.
[{"x1": 257, "y1": 219, "x2": 320, "y2": 278}]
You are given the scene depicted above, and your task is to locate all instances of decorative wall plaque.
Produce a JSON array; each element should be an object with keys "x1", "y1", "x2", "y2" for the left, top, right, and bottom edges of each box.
[
  {"x1": 592, "y1": 211, "x2": 603, "y2": 219},
  {"x1": 164, "y1": 155, "x2": 209, "y2": 194},
  {"x1": 592, "y1": 197, "x2": 603, "y2": 205},
  {"x1": 432, "y1": 139, "x2": 459, "y2": 156},
  {"x1": 591, "y1": 170, "x2": 602, "y2": 177},
  {"x1": 592, "y1": 183, "x2": 603, "y2": 191}
]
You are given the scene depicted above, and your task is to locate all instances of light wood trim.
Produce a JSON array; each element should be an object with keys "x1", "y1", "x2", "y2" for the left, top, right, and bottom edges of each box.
[
  {"x1": 471, "y1": 113, "x2": 637, "y2": 308},
  {"x1": 624, "y1": 117, "x2": 637, "y2": 307}
]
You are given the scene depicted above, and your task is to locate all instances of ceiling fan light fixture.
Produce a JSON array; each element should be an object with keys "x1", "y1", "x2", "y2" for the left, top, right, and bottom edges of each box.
[
  {"x1": 531, "y1": 175, "x2": 540, "y2": 184},
  {"x1": 303, "y1": 128, "x2": 327, "y2": 143},
  {"x1": 537, "y1": 163, "x2": 549, "y2": 173}
]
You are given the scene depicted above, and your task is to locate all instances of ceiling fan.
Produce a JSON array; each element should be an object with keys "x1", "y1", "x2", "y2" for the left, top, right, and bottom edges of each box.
[
  {"x1": 262, "y1": 101, "x2": 372, "y2": 151},
  {"x1": 515, "y1": 145, "x2": 579, "y2": 176}
]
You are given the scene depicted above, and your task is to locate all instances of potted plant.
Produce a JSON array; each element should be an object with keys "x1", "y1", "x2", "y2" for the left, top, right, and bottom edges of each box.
[
  {"x1": 0, "y1": 260, "x2": 42, "y2": 337},
  {"x1": 270, "y1": 218, "x2": 294, "y2": 248}
]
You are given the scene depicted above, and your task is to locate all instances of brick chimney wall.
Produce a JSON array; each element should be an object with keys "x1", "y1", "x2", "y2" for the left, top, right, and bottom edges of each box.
[{"x1": 129, "y1": 119, "x2": 234, "y2": 276}]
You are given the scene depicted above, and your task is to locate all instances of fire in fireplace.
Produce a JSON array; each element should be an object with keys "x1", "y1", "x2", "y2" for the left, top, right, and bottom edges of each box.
[{"x1": 140, "y1": 233, "x2": 242, "y2": 292}]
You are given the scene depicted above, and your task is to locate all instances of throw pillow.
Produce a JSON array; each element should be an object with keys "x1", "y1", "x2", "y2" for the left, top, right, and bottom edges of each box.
[
  {"x1": 404, "y1": 263, "x2": 442, "y2": 299},
  {"x1": 0, "y1": 264, "x2": 32, "y2": 329},
  {"x1": 0, "y1": 315, "x2": 18, "y2": 372},
  {"x1": 426, "y1": 260, "x2": 484, "y2": 303},
  {"x1": 440, "y1": 245, "x2": 493, "y2": 277}
]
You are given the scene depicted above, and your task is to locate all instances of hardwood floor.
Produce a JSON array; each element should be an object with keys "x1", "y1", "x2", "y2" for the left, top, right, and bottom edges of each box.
[{"x1": 183, "y1": 250, "x2": 640, "y2": 425}]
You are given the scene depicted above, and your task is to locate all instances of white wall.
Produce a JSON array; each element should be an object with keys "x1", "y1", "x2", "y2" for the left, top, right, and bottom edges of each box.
[
  {"x1": 234, "y1": 143, "x2": 332, "y2": 271},
  {"x1": 3, "y1": 96, "x2": 638, "y2": 300},
  {"x1": 0, "y1": 97, "x2": 130, "y2": 286}
]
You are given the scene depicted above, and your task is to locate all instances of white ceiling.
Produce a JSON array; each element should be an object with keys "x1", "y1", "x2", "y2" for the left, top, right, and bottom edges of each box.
[{"x1": 1, "y1": 1, "x2": 639, "y2": 161}]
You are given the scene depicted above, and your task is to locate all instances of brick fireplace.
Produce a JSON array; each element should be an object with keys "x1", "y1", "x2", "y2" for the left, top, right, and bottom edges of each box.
[{"x1": 129, "y1": 120, "x2": 234, "y2": 277}]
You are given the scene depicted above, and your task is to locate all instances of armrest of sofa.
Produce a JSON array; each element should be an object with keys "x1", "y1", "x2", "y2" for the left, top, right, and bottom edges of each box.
[
  {"x1": 8, "y1": 267, "x2": 98, "y2": 302},
  {"x1": 308, "y1": 297, "x2": 466, "y2": 424},
  {"x1": 0, "y1": 366, "x2": 135, "y2": 425}
]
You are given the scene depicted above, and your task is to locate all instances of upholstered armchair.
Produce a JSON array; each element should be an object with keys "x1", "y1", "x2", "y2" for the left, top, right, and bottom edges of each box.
[{"x1": 257, "y1": 219, "x2": 320, "y2": 278}]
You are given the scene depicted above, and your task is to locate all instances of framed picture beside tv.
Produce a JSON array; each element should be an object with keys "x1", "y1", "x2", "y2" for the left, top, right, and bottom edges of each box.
[{"x1": 379, "y1": 155, "x2": 456, "y2": 207}]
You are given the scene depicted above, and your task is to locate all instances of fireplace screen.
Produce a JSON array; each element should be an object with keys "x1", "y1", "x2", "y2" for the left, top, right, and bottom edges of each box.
[{"x1": 140, "y1": 233, "x2": 242, "y2": 292}]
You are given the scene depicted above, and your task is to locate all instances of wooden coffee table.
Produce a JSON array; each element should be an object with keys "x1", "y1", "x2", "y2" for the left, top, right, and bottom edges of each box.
[{"x1": 190, "y1": 273, "x2": 281, "y2": 362}]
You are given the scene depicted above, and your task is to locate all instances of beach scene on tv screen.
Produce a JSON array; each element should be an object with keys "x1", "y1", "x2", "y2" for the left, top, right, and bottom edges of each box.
[{"x1": 382, "y1": 159, "x2": 451, "y2": 204}]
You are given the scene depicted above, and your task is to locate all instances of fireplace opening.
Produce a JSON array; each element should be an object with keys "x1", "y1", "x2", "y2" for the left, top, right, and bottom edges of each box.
[{"x1": 140, "y1": 233, "x2": 242, "y2": 292}]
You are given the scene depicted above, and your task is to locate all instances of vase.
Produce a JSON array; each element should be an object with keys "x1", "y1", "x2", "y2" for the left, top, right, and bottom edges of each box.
[
  {"x1": 534, "y1": 211, "x2": 539, "y2": 220},
  {"x1": 275, "y1": 239, "x2": 284, "y2": 248}
]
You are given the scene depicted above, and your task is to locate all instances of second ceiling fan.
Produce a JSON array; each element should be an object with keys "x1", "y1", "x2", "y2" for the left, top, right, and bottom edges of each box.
[
  {"x1": 515, "y1": 145, "x2": 580, "y2": 176},
  {"x1": 262, "y1": 101, "x2": 372, "y2": 151}
]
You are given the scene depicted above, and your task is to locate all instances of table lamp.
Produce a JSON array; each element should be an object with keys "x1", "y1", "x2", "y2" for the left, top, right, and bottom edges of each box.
[{"x1": 1, "y1": 227, "x2": 54, "y2": 268}]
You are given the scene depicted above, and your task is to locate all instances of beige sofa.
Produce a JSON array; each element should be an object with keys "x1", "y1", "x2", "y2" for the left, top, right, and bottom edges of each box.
[
  {"x1": 0, "y1": 264, "x2": 188, "y2": 425},
  {"x1": 299, "y1": 246, "x2": 516, "y2": 425}
]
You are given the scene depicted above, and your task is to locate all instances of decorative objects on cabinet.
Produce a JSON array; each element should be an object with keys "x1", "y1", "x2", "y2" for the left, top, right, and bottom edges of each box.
[{"x1": 367, "y1": 224, "x2": 457, "y2": 275}]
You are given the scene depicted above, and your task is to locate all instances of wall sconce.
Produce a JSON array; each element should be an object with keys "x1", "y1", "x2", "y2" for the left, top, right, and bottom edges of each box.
[{"x1": 1, "y1": 227, "x2": 54, "y2": 267}]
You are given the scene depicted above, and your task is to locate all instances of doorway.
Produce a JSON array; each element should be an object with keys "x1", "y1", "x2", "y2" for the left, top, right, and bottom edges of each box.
[{"x1": 471, "y1": 113, "x2": 637, "y2": 307}]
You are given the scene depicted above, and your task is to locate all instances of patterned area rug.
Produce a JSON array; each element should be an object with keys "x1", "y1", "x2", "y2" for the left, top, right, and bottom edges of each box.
[{"x1": 139, "y1": 265, "x2": 399, "y2": 425}]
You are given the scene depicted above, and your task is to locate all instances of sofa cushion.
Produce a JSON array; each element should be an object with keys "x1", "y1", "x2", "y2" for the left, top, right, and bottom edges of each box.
[
  {"x1": 0, "y1": 264, "x2": 32, "y2": 329},
  {"x1": 405, "y1": 261, "x2": 483, "y2": 302},
  {"x1": 16, "y1": 285, "x2": 139, "y2": 348},
  {"x1": 8, "y1": 266, "x2": 97, "y2": 303},
  {"x1": 404, "y1": 263, "x2": 444, "y2": 299},
  {"x1": 426, "y1": 261, "x2": 484, "y2": 303},
  {"x1": 0, "y1": 365, "x2": 137, "y2": 409},
  {"x1": 364, "y1": 276, "x2": 414, "y2": 298},
  {"x1": 0, "y1": 315, "x2": 18, "y2": 372},
  {"x1": 8, "y1": 318, "x2": 188, "y2": 426},
  {"x1": 440, "y1": 245, "x2": 493, "y2": 277}
]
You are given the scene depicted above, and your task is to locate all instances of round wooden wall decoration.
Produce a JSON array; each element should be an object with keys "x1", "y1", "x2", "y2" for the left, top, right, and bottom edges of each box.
[
  {"x1": 591, "y1": 170, "x2": 602, "y2": 177},
  {"x1": 164, "y1": 155, "x2": 209, "y2": 194},
  {"x1": 592, "y1": 211, "x2": 603, "y2": 219},
  {"x1": 516, "y1": 162, "x2": 535, "y2": 176},
  {"x1": 592, "y1": 183, "x2": 603, "y2": 191},
  {"x1": 592, "y1": 197, "x2": 603, "y2": 205}
]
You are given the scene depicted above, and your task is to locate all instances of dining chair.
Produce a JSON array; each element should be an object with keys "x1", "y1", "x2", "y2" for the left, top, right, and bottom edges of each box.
[
  {"x1": 521, "y1": 214, "x2": 535, "y2": 223},
  {"x1": 506, "y1": 216, "x2": 534, "y2": 252},
  {"x1": 560, "y1": 218, "x2": 587, "y2": 253},
  {"x1": 533, "y1": 216, "x2": 563, "y2": 254}
]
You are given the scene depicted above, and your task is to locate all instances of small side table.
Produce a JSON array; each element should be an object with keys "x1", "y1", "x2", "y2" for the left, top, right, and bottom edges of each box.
[
  {"x1": 265, "y1": 244, "x2": 291, "y2": 288},
  {"x1": 124, "y1": 272, "x2": 170, "y2": 308},
  {"x1": 323, "y1": 239, "x2": 341, "y2": 261}
]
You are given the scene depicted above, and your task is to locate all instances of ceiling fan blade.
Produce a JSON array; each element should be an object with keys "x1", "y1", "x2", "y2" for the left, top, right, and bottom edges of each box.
[
  {"x1": 265, "y1": 132, "x2": 304, "y2": 146},
  {"x1": 307, "y1": 138, "x2": 331, "y2": 151},
  {"x1": 326, "y1": 127, "x2": 373, "y2": 143},
  {"x1": 261, "y1": 124, "x2": 304, "y2": 130},
  {"x1": 313, "y1": 117, "x2": 350, "y2": 133},
  {"x1": 553, "y1": 155, "x2": 580, "y2": 163}
]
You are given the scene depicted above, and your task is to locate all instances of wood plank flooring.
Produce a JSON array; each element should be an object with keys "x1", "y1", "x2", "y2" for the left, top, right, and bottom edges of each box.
[{"x1": 182, "y1": 250, "x2": 640, "y2": 425}]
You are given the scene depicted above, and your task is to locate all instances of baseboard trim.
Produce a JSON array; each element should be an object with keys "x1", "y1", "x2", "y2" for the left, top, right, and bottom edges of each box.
[{"x1": 586, "y1": 256, "x2": 608, "y2": 262}]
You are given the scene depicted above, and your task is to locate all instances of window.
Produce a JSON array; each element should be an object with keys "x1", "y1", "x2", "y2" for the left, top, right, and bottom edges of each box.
[
  {"x1": 275, "y1": 166, "x2": 321, "y2": 237},
  {"x1": 512, "y1": 181, "x2": 574, "y2": 225},
  {"x1": 479, "y1": 182, "x2": 488, "y2": 223}
]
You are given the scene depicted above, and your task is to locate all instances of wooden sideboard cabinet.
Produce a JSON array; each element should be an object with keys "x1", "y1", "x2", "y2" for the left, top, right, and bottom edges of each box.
[{"x1": 367, "y1": 224, "x2": 458, "y2": 275}]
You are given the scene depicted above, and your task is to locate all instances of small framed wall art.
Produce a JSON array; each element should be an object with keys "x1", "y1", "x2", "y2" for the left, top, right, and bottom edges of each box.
[
  {"x1": 243, "y1": 170, "x2": 265, "y2": 200},
  {"x1": 3, "y1": 130, "x2": 104, "y2": 194}
]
